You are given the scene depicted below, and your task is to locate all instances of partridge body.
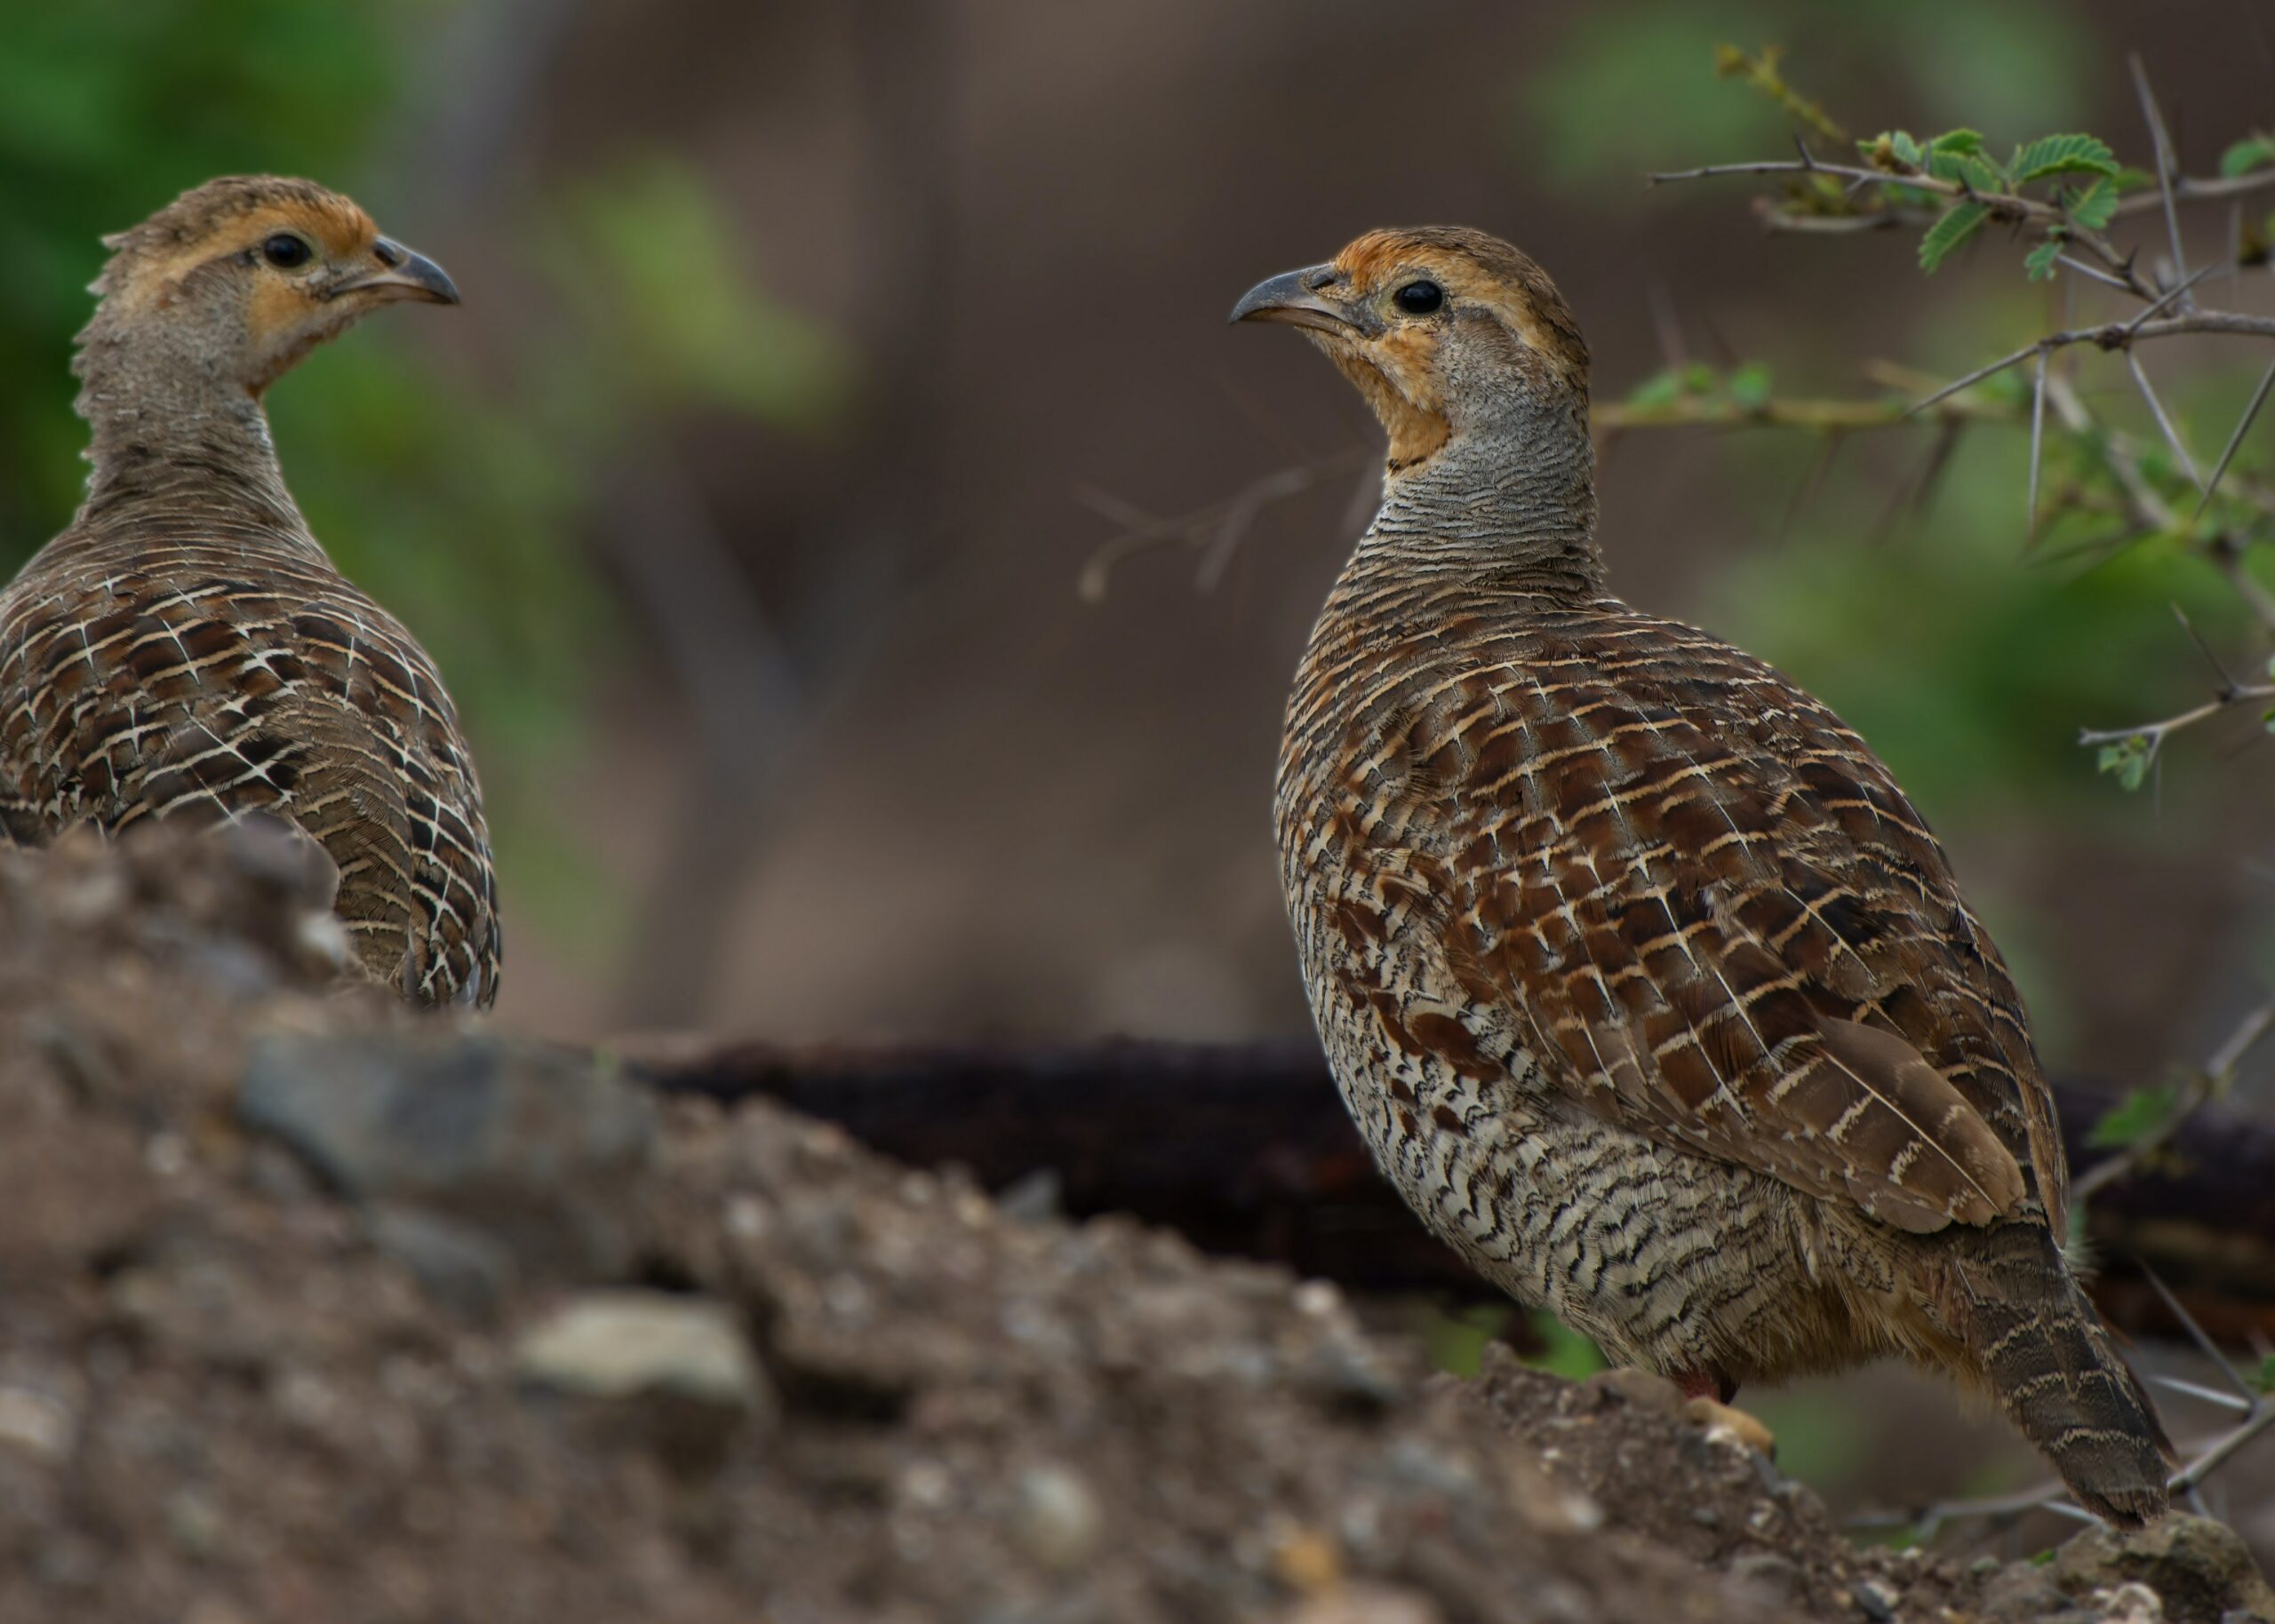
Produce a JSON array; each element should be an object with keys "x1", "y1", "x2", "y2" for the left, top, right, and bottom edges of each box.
[
  {"x1": 1237, "y1": 227, "x2": 2169, "y2": 1522},
  {"x1": 0, "y1": 177, "x2": 499, "y2": 1007}
]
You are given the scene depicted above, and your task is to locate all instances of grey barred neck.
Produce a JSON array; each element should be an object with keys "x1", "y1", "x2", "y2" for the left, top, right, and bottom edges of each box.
[
  {"x1": 70, "y1": 322, "x2": 309, "y2": 538},
  {"x1": 1361, "y1": 394, "x2": 1604, "y2": 601}
]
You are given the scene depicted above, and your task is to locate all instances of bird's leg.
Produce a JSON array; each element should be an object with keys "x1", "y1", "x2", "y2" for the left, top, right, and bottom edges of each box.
[
  {"x1": 1671, "y1": 1367, "x2": 1776, "y2": 1456},
  {"x1": 1670, "y1": 1367, "x2": 1737, "y2": 1405}
]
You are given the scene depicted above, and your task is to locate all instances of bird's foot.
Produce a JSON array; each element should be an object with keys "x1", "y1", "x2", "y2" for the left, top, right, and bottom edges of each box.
[
  {"x1": 1663, "y1": 1366, "x2": 1774, "y2": 1456},
  {"x1": 1683, "y1": 1396, "x2": 1776, "y2": 1457}
]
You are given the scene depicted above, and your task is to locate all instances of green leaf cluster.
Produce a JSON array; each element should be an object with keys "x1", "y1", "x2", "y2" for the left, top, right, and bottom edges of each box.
[
  {"x1": 1858, "y1": 127, "x2": 2121, "y2": 273},
  {"x1": 2220, "y1": 135, "x2": 2275, "y2": 179},
  {"x1": 2087, "y1": 1080, "x2": 2182, "y2": 1149},
  {"x1": 2093, "y1": 736, "x2": 2153, "y2": 792},
  {"x1": 1623, "y1": 360, "x2": 1775, "y2": 413}
]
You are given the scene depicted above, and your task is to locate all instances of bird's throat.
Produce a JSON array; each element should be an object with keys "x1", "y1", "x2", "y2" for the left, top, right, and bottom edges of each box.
[{"x1": 1324, "y1": 347, "x2": 1451, "y2": 473}]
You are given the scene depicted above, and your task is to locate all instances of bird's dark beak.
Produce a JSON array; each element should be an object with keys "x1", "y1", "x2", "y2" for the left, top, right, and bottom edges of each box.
[
  {"x1": 331, "y1": 238, "x2": 461, "y2": 306},
  {"x1": 1230, "y1": 264, "x2": 1363, "y2": 336}
]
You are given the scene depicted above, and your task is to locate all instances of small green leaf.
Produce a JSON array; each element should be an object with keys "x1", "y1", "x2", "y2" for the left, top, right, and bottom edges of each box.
[
  {"x1": 2255, "y1": 1353, "x2": 2275, "y2": 1395},
  {"x1": 1919, "y1": 200, "x2": 1990, "y2": 271},
  {"x1": 1626, "y1": 370, "x2": 1682, "y2": 409},
  {"x1": 2030, "y1": 1549, "x2": 2059, "y2": 1569},
  {"x1": 2263, "y1": 706, "x2": 2275, "y2": 734},
  {"x1": 2011, "y1": 133, "x2": 2119, "y2": 182},
  {"x1": 2094, "y1": 734, "x2": 2152, "y2": 791},
  {"x1": 2219, "y1": 136, "x2": 2275, "y2": 178},
  {"x1": 1728, "y1": 362, "x2": 1772, "y2": 410},
  {"x1": 2088, "y1": 1081, "x2": 2182, "y2": 1150},
  {"x1": 1931, "y1": 129, "x2": 1988, "y2": 157},
  {"x1": 1927, "y1": 150, "x2": 2003, "y2": 192},
  {"x1": 2112, "y1": 165, "x2": 2156, "y2": 194},
  {"x1": 2024, "y1": 237, "x2": 2063, "y2": 280},
  {"x1": 2067, "y1": 177, "x2": 2119, "y2": 230},
  {"x1": 1890, "y1": 131, "x2": 1923, "y2": 167}
]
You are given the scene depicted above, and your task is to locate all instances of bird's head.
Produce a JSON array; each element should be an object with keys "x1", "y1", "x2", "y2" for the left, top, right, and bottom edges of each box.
[
  {"x1": 84, "y1": 176, "x2": 459, "y2": 397},
  {"x1": 1231, "y1": 227, "x2": 1588, "y2": 475}
]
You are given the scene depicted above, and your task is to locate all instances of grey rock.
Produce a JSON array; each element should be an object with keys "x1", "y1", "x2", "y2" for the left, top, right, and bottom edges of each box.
[
  {"x1": 240, "y1": 1031, "x2": 656, "y2": 1283},
  {"x1": 2054, "y1": 1515, "x2": 2275, "y2": 1624},
  {"x1": 368, "y1": 1205, "x2": 516, "y2": 1321},
  {"x1": 514, "y1": 1289, "x2": 772, "y2": 1477}
]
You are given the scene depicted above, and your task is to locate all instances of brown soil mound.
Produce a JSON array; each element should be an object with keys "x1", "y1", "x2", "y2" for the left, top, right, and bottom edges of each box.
[{"x1": 0, "y1": 828, "x2": 2262, "y2": 1623}]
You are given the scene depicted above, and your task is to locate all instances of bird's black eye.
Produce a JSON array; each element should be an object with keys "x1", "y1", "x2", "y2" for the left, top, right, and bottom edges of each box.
[
  {"x1": 1393, "y1": 279, "x2": 1443, "y2": 315},
  {"x1": 261, "y1": 235, "x2": 312, "y2": 269}
]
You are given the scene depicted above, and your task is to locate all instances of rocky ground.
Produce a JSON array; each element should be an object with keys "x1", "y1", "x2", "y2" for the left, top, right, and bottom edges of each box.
[{"x1": 0, "y1": 828, "x2": 2267, "y2": 1624}]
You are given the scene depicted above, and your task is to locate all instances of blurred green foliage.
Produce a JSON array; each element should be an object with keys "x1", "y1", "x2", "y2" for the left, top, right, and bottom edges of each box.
[
  {"x1": 1423, "y1": 1303, "x2": 1607, "y2": 1382},
  {"x1": 0, "y1": 4, "x2": 850, "y2": 942},
  {"x1": 1522, "y1": 0, "x2": 2092, "y2": 187}
]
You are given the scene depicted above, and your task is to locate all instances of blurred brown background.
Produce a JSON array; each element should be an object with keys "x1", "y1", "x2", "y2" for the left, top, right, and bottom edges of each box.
[{"x1": 410, "y1": 0, "x2": 2271, "y2": 1069}]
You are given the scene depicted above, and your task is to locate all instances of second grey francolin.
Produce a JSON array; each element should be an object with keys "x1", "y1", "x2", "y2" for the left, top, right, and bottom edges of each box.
[
  {"x1": 0, "y1": 177, "x2": 499, "y2": 1007},
  {"x1": 1236, "y1": 227, "x2": 2169, "y2": 1523}
]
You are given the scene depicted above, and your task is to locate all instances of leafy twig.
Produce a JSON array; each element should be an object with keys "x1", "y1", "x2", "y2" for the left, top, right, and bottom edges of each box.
[{"x1": 2071, "y1": 998, "x2": 2275, "y2": 1204}]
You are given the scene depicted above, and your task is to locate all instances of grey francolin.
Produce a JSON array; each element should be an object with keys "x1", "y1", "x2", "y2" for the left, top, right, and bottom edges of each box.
[
  {"x1": 0, "y1": 177, "x2": 499, "y2": 1007},
  {"x1": 1237, "y1": 227, "x2": 2169, "y2": 1522}
]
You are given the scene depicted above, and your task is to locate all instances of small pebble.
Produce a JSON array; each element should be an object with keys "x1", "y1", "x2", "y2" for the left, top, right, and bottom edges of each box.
[
  {"x1": 1852, "y1": 1578, "x2": 1898, "y2": 1622},
  {"x1": 1008, "y1": 1463, "x2": 1102, "y2": 1572},
  {"x1": 1271, "y1": 1523, "x2": 1344, "y2": 1593},
  {"x1": 1292, "y1": 1279, "x2": 1342, "y2": 1318},
  {"x1": 513, "y1": 1291, "x2": 765, "y2": 1414},
  {"x1": 0, "y1": 1386, "x2": 76, "y2": 1461}
]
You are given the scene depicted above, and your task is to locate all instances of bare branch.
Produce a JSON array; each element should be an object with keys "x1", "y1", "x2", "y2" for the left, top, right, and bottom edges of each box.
[
  {"x1": 2197, "y1": 356, "x2": 2275, "y2": 518},
  {"x1": 2055, "y1": 252, "x2": 2142, "y2": 295},
  {"x1": 2112, "y1": 163, "x2": 2275, "y2": 213},
  {"x1": 2127, "y1": 348, "x2": 2204, "y2": 490},
  {"x1": 1076, "y1": 450, "x2": 1368, "y2": 602},
  {"x1": 2130, "y1": 53, "x2": 2191, "y2": 292},
  {"x1": 2153, "y1": 1374, "x2": 2255, "y2": 1413},
  {"x1": 2143, "y1": 1264, "x2": 2257, "y2": 1403},
  {"x1": 2072, "y1": 994, "x2": 2275, "y2": 1204},
  {"x1": 2027, "y1": 347, "x2": 2049, "y2": 537},
  {"x1": 1909, "y1": 339, "x2": 2045, "y2": 415},
  {"x1": 2121, "y1": 261, "x2": 2219, "y2": 334}
]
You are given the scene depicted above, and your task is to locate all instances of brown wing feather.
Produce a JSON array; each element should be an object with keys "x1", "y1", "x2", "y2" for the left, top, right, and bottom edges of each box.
[
  {"x1": 0, "y1": 524, "x2": 500, "y2": 1007},
  {"x1": 1363, "y1": 606, "x2": 2055, "y2": 1234}
]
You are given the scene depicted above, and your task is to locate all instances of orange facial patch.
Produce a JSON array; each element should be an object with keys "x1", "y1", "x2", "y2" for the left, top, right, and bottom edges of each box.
[
  {"x1": 1318, "y1": 324, "x2": 1450, "y2": 471},
  {"x1": 1330, "y1": 227, "x2": 1590, "y2": 390},
  {"x1": 234, "y1": 202, "x2": 379, "y2": 343},
  {"x1": 99, "y1": 178, "x2": 379, "y2": 315}
]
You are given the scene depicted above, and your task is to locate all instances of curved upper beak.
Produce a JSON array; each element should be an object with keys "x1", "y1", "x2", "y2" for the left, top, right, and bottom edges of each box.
[
  {"x1": 1229, "y1": 264, "x2": 1364, "y2": 336},
  {"x1": 331, "y1": 238, "x2": 461, "y2": 306}
]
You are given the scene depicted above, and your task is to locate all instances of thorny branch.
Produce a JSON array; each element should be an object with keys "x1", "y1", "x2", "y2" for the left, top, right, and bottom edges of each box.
[
  {"x1": 2070, "y1": 999, "x2": 2275, "y2": 1206},
  {"x1": 1848, "y1": 1261, "x2": 2275, "y2": 1537},
  {"x1": 1076, "y1": 387, "x2": 2022, "y2": 600}
]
